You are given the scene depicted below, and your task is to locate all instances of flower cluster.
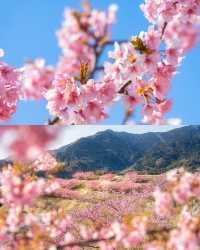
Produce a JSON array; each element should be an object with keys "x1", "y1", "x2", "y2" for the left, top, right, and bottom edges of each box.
[
  {"x1": 151, "y1": 168, "x2": 200, "y2": 249},
  {"x1": 32, "y1": 152, "x2": 59, "y2": 172},
  {"x1": 19, "y1": 59, "x2": 54, "y2": 100},
  {"x1": 45, "y1": 73, "x2": 116, "y2": 124},
  {"x1": 0, "y1": 167, "x2": 45, "y2": 207},
  {"x1": 0, "y1": 126, "x2": 58, "y2": 162},
  {"x1": 105, "y1": 0, "x2": 200, "y2": 123},
  {"x1": 105, "y1": 39, "x2": 174, "y2": 124},
  {"x1": 0, "y1": 52, "x2": 19, "y2": 121},
  {"x1": 45, "y1": 2, "x2": 118, "y2": 124},
  {"x1": 0, "y1": 0, "x2": 200, "y2": 124},
  {"x1": 56, "y1": 2, "x2": 118, "y2": 76},
  {"x1": 154, "y1": 168, "x2": 200, "y2": 217},
  {"x1": 42, "y1": 210, "x2": 147, "y2": 250},
  {"x1": 1, "y1": 152, "x2": 200, "y2": 250},
  {"x1": 141, "y1": 0, "x2": 200, "y2": 53}
]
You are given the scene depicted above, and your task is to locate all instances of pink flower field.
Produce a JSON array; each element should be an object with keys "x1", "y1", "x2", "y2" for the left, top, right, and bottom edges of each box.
[
  {"x1": 0, "y1": 156, "x2": 200, "y2": 249},
  {"x1": 0, "y1": 126, "x2": 200, "y2": 249}
]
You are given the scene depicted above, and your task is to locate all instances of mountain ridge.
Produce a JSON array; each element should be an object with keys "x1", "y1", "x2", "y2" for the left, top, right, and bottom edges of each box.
[
  {"x1": 1, "y1": 125, "x2": 200, "y2": 176},
  {"x1": 52, "y1": 125, "x2": 200, "y2": 176}
]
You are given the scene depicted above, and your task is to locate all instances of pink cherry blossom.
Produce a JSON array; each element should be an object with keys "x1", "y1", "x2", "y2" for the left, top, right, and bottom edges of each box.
[
  {"x1": 154, "y1": 188, "x2": 174, "y2": 218},
  {"x1": 0, "y1": 167, "x2": 45, "y2": 207},
  {"x1": 45, "y1": 73, "x2": 116, "y2": 124},
  {"x1": 0, "y1": 60, "x2": 19, "y2": 121},
  {"x1": 167, "y1": 208, "x2": 200, "y2": 250},
  {"x1": 0, "y1": 126, "x2": 58, "y2": 162},
  {"x1": 0, "y1": 0, "x2": 199, "y2": 124},
  {"x1": 56, "y1": 3, "x2": 117, "y2": 77},
  {"x1": 32, "y1": 152, "x2": 58, "y2": 172},
  {"x1": 19, "y1": 59, "x2": 54, "y2": 100},
  {"x1": 104, "y1": 0, "x2": 200, "y2": 124}
]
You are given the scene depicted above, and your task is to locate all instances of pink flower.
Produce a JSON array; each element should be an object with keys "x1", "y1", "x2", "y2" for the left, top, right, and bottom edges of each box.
[
  {"x1": 154, "y1": 188, "x2": 174, "y2": 218},
  {"x1": 165, "y1": 48, "x2": 183, "y2": 65},
  {"x1": 105, "y1": 0, "x2": 200, "y2": 123},
  {"x1": 108, "y1": 42, "x2": 127, "y2": 61},
  {"x1": 0, "y1": 126, "x2": 58, "y2": 162},
  {"x1": 46, "y1": 73, "x2": 117, "y2": 124},
  {"x1": 56, "y1": 3, "x2": 117, "y2": 78},
  {"x1": 0, "y1": 61, "x2": 19, "y2": 121},
  {"x1": 0, "y1": 168, "x2": 45, "y2": 207},
  {"x1": 32, "y1": 152, "x2": 58, "y2": 171},
  {"x1": 168, "y1": 209, "x2": 200, "y2": 250},
  {"x1": 144, "y1": 26, "x2": 161, "y2": 50},
  {"x1": 20, "y1": 59, "x2": 54, "y2": 100}
]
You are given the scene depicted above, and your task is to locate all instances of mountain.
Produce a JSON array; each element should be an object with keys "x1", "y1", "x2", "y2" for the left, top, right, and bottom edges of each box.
[
  {"x1": 1, "y1": 125, "x2": 200, "y2": 176},
  {"x1": 52, "y1": 125, "x2": 200, "y2": 176}
]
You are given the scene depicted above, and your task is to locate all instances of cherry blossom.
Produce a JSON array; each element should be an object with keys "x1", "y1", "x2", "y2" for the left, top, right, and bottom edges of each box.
[
  {"x1": 0, "y1": 0, "x2": 199, "y2": 124},
  {"x1": 56, "y1": 2, "x2": 118, "y2": 77},
  {"x1": 0, "y1": 150, "x2": 200, "y2": 250},
  {"x1": 19, "y1": 59, "x2": 54, "y2": 100},
  {"x1": 0, "y1": 59, "x2": 19, "y2": 121},
  {"x1": 45, "y1": 73, "x2": 116, "y2": 124},
  {"x1": 0, "y1": 126, "x2": 58, "y2": 162},
  {"x1": 104, "y1": 0, "x2": 200, "y2": 124},
  {"x1": 32, "y1": 152, "x2": 59, "y2": 172},
  {"x1": 0, "y1": 167, "x2": 45, "y2": 207},
  {"x1": 153, "y1": 188, "x2": 174, "y2": 218}
]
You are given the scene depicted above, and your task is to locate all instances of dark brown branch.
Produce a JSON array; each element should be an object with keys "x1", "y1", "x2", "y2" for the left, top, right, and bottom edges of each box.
[
  {"x1": 118, "y1": 80, "x2": 132, "y2": 94},
  {"x1": 58, "y1": 236, "x2": 115, "y2": 250},
  {"x1": 161, "y1": 22, "x2": 167, "y2": 39},
  {"x1": 48, "y1": 116, "x2": 60, "y2": 125}
]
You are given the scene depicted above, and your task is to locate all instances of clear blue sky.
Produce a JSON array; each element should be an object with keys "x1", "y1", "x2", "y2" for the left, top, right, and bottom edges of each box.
[{"x1": 1, "y1": 0, "x2": 199, "y2": 125}]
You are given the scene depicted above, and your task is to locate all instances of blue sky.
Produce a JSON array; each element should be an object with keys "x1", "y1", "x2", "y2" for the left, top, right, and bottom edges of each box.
[{"x1": 1, "y1": 0, "x2": 199, "y2": 125}]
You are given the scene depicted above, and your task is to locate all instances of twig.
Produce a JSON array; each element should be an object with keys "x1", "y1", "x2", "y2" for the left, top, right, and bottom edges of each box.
[
  {"x1": 122, "y1": 109, "x2": 134, "y2": 125},
  {"x1": 161, "y1": 22, "x2": 167, "y2": 39},
  {"x1": 57, "y1": 235, "x2": 115, "y2": 249},
  {"x1": 48, "y1": 116, "x2": 60, "y2": 125},
  {"x1": 118, "y1": 80, "x2": 132, "y2": 94}
]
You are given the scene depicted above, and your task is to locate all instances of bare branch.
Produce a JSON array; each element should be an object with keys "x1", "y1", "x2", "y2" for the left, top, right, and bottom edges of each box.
[{"x1": 57, "y1": 236, "x2": 115, "y2": 250}]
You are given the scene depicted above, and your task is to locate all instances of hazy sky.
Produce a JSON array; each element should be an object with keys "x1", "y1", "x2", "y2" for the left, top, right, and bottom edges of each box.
[
  {"x1": 0, "y1": 125, "x2": 181, "y2": 159},
  {"x1": 50, "y1": 125, "x2": 181, "y2": 149}
]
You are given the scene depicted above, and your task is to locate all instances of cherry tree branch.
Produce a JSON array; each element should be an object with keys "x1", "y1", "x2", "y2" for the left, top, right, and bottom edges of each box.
[
  {"x1": 57, "y1": 236, "x2": 115, "y2": 249},
  {"x1": 90, "y1": 39, "x2": 128, "y2": 79},
  {"x1": 57, "y1": 226, "x2": 174, "y2": 249},
  {"x1": 48, "y1": 39, "x2": 128, "y2": 125}
]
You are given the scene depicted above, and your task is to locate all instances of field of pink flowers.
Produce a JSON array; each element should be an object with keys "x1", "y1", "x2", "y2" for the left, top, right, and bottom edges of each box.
[
  {"x1": 1, "y1": 156, "x2": 200, "y2": 249},
  {"x1": 0, "y1": 164, "x2": 166, "y2": 249},
  {"x1": 0, "y1": 127, "x2": 200, "y2": 249}
]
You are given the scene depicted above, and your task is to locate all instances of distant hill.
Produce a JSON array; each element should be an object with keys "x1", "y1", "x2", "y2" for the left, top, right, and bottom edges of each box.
[
  {"x1": 1, "y1": 125, "x2": 200, "y2": 176},
  {"x1": 52, "y1": 125, "x2": 200, "y2": 176}
]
